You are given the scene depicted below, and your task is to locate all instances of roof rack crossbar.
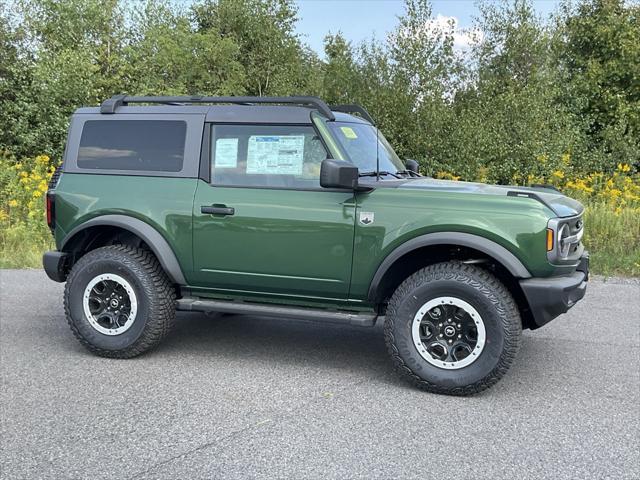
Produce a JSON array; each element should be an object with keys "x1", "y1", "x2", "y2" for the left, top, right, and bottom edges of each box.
[
  {"x1": 329, "y1": 104, "x2": 375, "y2": 125},
  {"x1": 100, "y1": 95, "x2": 336, "y2": 120}
]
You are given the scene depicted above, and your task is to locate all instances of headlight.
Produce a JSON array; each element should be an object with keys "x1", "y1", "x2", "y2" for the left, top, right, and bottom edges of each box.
[
  {"x1": 547, "y1": 215, "x2": 584, "y2": 263},
  {"x1": 558, "y1": 223, "x2": 571, "y2": 258}
]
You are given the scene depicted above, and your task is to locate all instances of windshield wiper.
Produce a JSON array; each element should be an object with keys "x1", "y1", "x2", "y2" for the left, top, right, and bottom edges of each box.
[
  {"x1": 396, "y1": 169, "x2": 422, "y2": 178},
  {"x1": 358, "y1": 170, "x2": 402, "y2": 179}
]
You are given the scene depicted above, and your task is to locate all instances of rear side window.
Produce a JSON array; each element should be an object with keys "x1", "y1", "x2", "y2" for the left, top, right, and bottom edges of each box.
[{"x1": 77, "y1": 120, "x2": 186, "y2": 172}]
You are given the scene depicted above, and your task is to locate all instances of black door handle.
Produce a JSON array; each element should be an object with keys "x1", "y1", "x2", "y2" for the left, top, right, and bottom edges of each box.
[{"x1": 201, "y1": 205, "x2": 235, "y2": 216}]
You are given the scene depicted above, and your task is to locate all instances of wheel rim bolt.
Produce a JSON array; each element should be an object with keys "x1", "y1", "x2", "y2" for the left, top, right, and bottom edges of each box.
[{"x1": 439, "y1": 334, "x2": 444, "y2": 338}]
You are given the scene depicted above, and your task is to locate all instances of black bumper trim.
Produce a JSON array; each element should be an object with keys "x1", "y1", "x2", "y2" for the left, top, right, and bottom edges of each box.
[
  {"x1": 43, "y1": 251, "x2": 69, "y2": 282},
  {"x1": 519, "y1": 270, "x2": 587, "y2": 329}
]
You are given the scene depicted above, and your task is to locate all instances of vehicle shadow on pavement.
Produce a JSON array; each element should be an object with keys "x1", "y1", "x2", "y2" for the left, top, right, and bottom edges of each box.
[
  {"x1": 161, "y1": 312, "x2": 407, "y2": 386},
  {"x1": 155, "y1": 312, "x2": 546, "y2": 394}
]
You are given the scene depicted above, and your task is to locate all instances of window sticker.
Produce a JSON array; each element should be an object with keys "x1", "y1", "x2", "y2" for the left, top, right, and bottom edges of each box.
[
  {"x1": 247, "y1": 135, "x2": 304, "y2": 175},
  {"x1": 214, "y1": 138, "x2": 239, "y2": 168},
  {"x1": 340, "y1": 126, "x2": 358, "y2": 139}
]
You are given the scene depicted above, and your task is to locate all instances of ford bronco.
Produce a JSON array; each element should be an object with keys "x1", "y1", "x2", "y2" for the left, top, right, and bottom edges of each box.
[{"x1": 43, "y1": 95, "x2": 588, "y2": 395}]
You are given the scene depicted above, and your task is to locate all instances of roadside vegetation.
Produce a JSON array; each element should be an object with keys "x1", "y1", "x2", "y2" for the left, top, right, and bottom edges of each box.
[{"x1": 0, "y1": 0, "x2": 638, "y2": 275}]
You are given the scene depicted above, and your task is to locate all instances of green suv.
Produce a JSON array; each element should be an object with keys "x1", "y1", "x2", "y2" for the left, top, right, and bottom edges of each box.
[{"x1": 43, "y1": 95, "x2": 588, "y2": 395}]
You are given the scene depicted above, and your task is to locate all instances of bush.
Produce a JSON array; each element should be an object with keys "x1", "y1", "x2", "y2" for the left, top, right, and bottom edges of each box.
[{"x1": 0, "y1": 151, "x2": 56, "y2": 267}]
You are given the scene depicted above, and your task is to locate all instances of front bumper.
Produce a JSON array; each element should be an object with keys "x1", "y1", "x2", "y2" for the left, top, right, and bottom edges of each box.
[
  {"x1": 43, "y1": 251, "x2": 69, "y2": 282},
  {"x1": 519, "y1": 253, "x2": 589, "y2": 329}
]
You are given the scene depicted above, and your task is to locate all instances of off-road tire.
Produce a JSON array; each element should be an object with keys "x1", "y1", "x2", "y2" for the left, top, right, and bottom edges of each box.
[
  {"x1": 384, "y1": 261, "x2": 521, "y2": 395},
  {"x1": 64, "y1": 245, "x2": 176, "y2": 358}
]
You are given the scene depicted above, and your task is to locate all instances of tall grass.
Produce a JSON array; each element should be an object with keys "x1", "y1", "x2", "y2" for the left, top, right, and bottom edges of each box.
[
  {"x1": 583, "y1": 203, "x2": 640, "y2": 276},
  {"x1": 0, "y1": 224, "x2": 53, "y2": 269}
]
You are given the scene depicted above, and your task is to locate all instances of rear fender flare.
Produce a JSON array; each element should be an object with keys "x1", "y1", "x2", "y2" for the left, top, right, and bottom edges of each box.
[{"x1": 61, "y1": 214, "x2": 187, "y2": 285}]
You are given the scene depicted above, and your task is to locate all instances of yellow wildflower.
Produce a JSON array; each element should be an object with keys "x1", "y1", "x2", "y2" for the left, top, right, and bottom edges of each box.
[
  {"x1": 39, "y1": 180, "x2": 48, "y2": 192},
  {"x1": 8, "y1": 200, "x2": 18, "y2": 207},
  {"x1": 35, "y1": 155, "x2": 50, "y2": 165},
  {"x1": 608, "y1": 189, "x2": 622, "y2": 198},
  {"x1": 32, "y1": 190, "x2": 42, "y2": 198},
  {"x1": 19, "y1": 171, "x2": 28, "y2": 178},
  {"x1": 617, "y1": 163, "x2": 631, "y2": 173},
  {"x1": 436, "y1": 171, "x2": 461, "y2": 181},
  {"x1": 552, "y1": 170, "x2": 565, "y2": 179}
]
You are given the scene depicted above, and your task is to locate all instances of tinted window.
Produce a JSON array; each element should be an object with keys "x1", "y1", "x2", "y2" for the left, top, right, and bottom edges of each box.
[
  {"x1": 78, "y1": 120, "x2": 186, "y2": 172},
  {"x1": 211, "y1": 125, "x2": 328, "y2": 188}
]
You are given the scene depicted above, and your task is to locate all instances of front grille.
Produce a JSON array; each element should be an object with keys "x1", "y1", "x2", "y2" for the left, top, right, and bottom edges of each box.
[{"x1": 564, "y1": 215, "x2": 584, "y2": 257}]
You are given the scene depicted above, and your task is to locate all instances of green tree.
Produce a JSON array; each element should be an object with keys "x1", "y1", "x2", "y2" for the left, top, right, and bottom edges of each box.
[
  {"x1": 0, "y1": 12, "x2": 36, "y2": 158},
  {"x1": 126, "y1": 0, "x2": 246, "y2": 96},
  {"x1": 437, "y1": 0, "x2": 581, "y2": 183},
  {"x1": 13, "y1": 0, "x2": 130, "y2": 158},
  {"x1": 321, "y1": 33, "x2": 359, "y2": 104},
  {"x1": 192, "y1": 0, "x2": 317, "y2": 96},
  {"x1": 558, "y1": 0, "x2": 640, "y2": 170}
]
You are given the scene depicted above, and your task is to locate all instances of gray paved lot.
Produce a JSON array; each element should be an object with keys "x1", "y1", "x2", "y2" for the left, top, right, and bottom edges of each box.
[{"x1": 1, "y1": 269, "x2": 639, "y2": 480}]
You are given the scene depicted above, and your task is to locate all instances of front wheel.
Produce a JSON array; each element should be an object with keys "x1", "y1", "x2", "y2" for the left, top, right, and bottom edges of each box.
[{"x1": 384, "y1": 262, "x2": 521, "y2": 395}]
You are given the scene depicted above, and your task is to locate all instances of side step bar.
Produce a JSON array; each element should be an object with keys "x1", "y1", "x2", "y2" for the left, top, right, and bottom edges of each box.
[{"x1": 176, "y1": 298, "x2": 378, "y2": 327}]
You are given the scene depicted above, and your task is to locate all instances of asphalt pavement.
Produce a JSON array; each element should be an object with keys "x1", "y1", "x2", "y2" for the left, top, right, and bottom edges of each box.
[{"x1": 1, "y1": 269, "x2": 638, "y2": 480}]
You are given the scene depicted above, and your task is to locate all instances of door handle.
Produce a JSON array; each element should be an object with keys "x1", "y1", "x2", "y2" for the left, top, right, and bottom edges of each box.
[{"x1": 201, "y1": 205, "x2": 235, "y2": 216}]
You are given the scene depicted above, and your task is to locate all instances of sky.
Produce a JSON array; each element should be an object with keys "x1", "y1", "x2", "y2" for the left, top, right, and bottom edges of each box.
[{"x1": 295, "y1": 0, "x2": 562, "y2": 56}]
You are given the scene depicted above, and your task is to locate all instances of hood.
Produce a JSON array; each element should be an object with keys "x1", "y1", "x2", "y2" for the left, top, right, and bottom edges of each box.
[{"x1": 399, "y1": 178, "x2": 584, "y2": 218}]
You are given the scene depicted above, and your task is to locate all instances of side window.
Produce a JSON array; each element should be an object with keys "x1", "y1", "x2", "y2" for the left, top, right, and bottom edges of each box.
[
  {"x1": 78, "y1": 120, "x2": 186, "y2": 172},
  {"x1": 210, "y1": 124, "x2": 328, "y2": 188}
]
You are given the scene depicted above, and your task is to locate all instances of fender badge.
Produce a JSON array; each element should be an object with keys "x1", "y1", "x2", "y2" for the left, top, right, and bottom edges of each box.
[{"x1": 359, "y1": 212, "x2": 374, "y2": 225}]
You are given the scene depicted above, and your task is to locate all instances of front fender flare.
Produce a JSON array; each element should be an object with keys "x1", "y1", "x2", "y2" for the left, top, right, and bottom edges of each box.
[
  {"x1": 367, "y1": 232, "x2": 532, "y2": 302},
  {"x1": 61, "y1": 214, "x2": 187, "y2": 285}
]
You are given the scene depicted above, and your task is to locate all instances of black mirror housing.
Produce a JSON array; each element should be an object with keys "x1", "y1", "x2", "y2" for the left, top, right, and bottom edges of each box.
[
  {"x1": 320, "y1": 159, "x2": 359, "y2": 190},
  {"x1": 405, "y1": 158, "x2": 419, "y2": 174}
]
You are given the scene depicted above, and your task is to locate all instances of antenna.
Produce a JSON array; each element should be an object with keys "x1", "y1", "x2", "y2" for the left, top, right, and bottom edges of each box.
[{"x1": 376, "y1": 125, "x2": 380, "y2": 181}]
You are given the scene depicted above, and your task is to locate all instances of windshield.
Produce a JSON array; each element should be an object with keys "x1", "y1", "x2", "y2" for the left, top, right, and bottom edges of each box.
[{"x1": 328, "y1": 122, "x2": 406, "y2": 174}]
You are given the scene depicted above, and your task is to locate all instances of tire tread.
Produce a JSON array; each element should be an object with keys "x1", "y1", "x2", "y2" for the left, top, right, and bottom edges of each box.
[
  {"x1": 384, "y1": 261, "x2": 521, "y2": 395},
  {"x1": 63, "y1": 245, "x2": 176, "y2": 358}
]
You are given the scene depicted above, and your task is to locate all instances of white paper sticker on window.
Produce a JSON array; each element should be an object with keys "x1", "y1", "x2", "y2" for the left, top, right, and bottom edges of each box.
[
  {"x1": 246, "y1": 135, "x2": 304, "y2": 175},
  {"x1": 214, "y1": 138, "x2": 239, "y2": 168}
]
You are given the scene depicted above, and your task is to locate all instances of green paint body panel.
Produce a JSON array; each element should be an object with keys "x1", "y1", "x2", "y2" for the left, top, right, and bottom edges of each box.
[
  {"x1": 54, "y1": 170, "x2": 567, "y2": 312},
  {"x1": 54, "y1": 173, "x2": 198, "y2": 277},
  {"x1": 350, "y1": 188, "x2": 554, "y2": 299},
  {"x1": 192, "y1": 181, "x2": 357, "y2": 299}
]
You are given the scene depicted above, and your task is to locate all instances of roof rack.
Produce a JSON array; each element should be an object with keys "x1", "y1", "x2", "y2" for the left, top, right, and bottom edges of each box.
[
  {"x1": 100, "y1": 94, "x2": 336, "y2": 120},
  {"x1": 329, "y1": 104, "x2": 375, "y2": 125}
]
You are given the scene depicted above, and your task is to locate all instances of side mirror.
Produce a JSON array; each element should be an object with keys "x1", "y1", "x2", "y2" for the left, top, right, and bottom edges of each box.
[
  {"x1": 320, "y1": 159, "x2": 359, "y2": 190},
  {"x1": 405, "y1": 159, "x2": 419, "y2": 174}
]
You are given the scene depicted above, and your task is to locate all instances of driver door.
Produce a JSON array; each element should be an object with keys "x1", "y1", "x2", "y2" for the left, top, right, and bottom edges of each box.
[{"x1": 192, "y1": 123, "x2": 357, "y2": 300}]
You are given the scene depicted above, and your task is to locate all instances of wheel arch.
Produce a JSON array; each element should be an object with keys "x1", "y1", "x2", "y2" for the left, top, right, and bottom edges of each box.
[
  {"x1": 367, "y1": 232, "x2": 536, "y2": 329},
  {"x1": 61, "y1": 214, "x2": 187, "y2": 285}
]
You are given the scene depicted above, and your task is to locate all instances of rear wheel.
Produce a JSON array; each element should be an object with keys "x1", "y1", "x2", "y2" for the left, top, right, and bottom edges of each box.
[
  {"x1": 64, "y1": 245, "x2": 176, "y2": 358},
  {"x1": 384, "y1": 262, "x2": 521, "y2": 395}
]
